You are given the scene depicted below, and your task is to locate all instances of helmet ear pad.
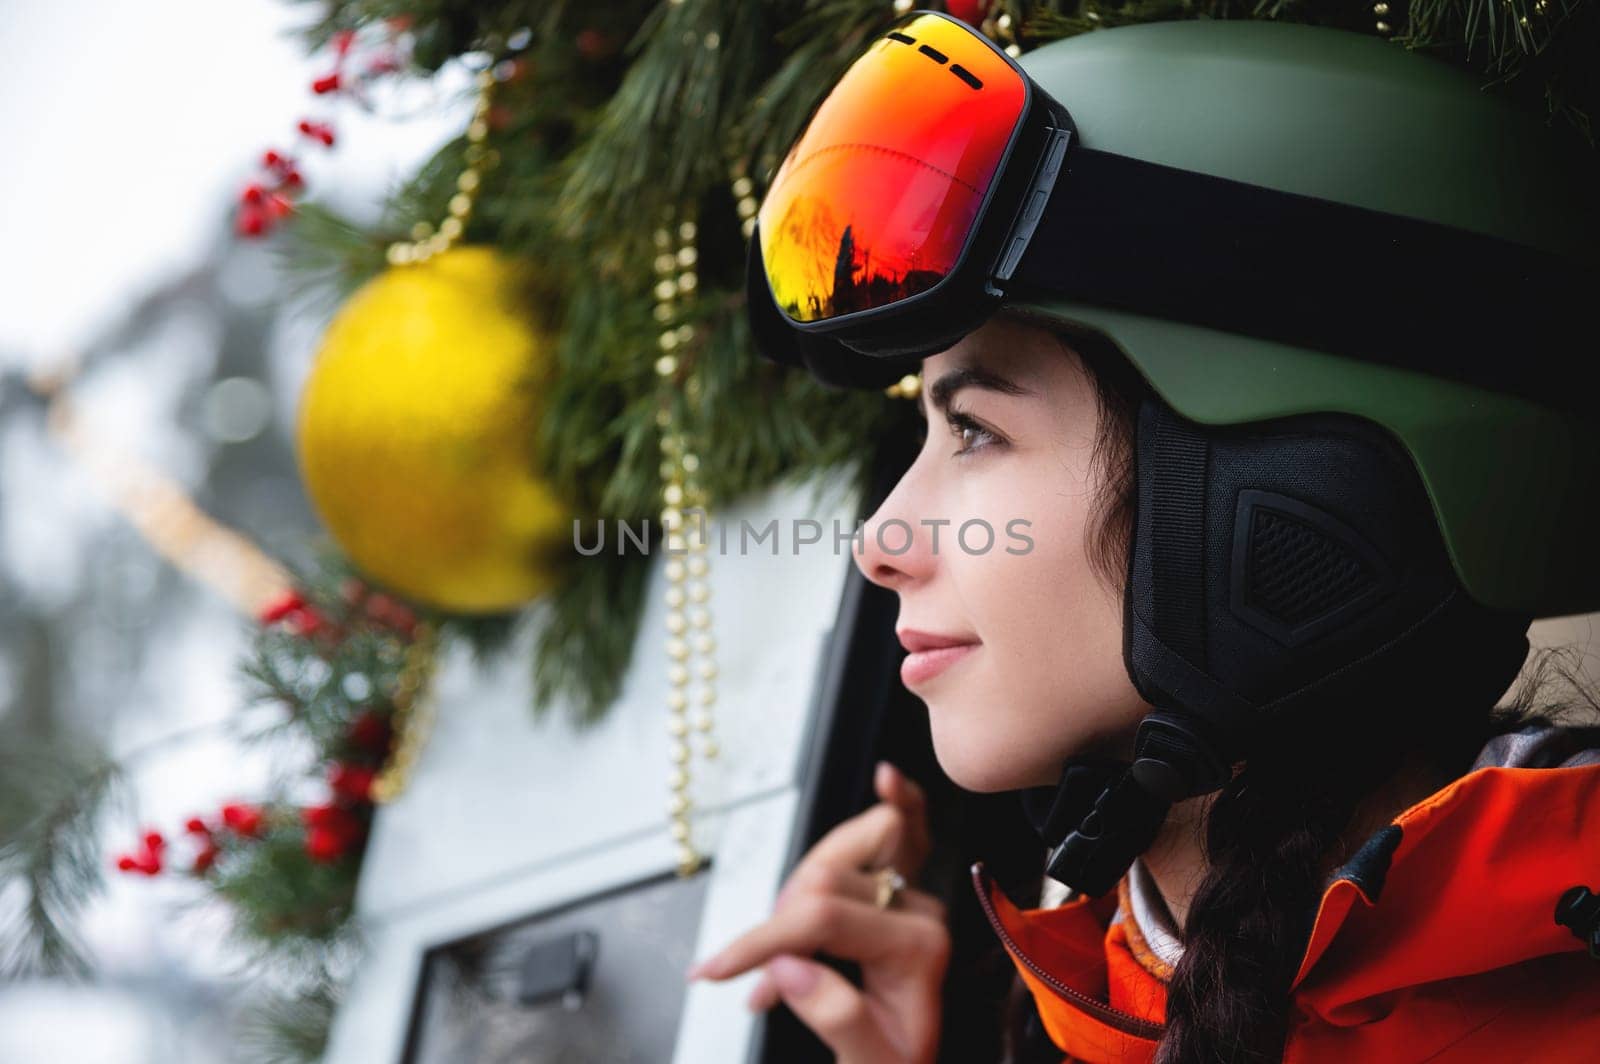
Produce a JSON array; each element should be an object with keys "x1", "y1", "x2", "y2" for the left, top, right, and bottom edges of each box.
[{"x1": 1121, "y1": 394, "x2": 1534, "y2": 765}]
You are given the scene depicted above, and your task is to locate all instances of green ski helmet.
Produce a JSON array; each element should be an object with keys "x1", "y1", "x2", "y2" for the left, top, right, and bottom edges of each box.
[
  {"x1": 750, "y1": 16, "x2": 1600, "y2": 620},
  {"x1": 1006, "y1": 19, "x2": 1600, "y2": 622},
  {"x1": 746, "y1": 15, "x2": 1600, "y2": 894}
]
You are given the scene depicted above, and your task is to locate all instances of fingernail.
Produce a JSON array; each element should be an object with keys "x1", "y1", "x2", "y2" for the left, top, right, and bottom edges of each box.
[
  {"x1": 685, "y1": 954, "x2": 719, "y2": 981},
  {"x1": 768, "y1": 955, "x2": 818, "y2": 997}
]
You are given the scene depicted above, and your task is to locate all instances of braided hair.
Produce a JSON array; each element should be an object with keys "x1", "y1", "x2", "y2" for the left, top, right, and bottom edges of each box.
[{"x1": 995, "y1": 315, "x2": 1596, "y2": 1064}]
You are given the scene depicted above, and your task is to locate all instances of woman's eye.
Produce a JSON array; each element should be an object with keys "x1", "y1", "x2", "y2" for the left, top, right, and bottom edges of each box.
[{"x1": 946, "y1": 411, "x2": 999, "y2": 456}]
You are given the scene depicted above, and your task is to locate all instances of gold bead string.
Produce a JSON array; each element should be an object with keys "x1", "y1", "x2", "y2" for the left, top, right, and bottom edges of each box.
[
  {"x1": 386, "y1": 67, "x2": 501, "y2": 267},
  {"x1": 369, "y1": 621, "x2": 440, "y2": 803},
  {"x1": 653, "y1": 205, "x2": 722, "y2": 878},
  {"x1": 990, "y1": 10, "x2": 1024, "y2": 57},
  {"x1": 883, "y1": 373, "x2": 922, "y2": 401},
  {"x1": 731, "y1": 160, "x2": 759, "y2": 243}
]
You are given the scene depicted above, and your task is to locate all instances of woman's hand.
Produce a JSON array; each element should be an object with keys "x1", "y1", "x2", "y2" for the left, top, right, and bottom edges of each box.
[{"x1": 684, "y1": 760, "x2": 951, "y2": 1063}]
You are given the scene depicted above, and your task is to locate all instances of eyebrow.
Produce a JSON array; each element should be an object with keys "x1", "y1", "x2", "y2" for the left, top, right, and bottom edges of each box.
[{"x1": 924, "y1": 366, "x2": 1034, "y2": 417}]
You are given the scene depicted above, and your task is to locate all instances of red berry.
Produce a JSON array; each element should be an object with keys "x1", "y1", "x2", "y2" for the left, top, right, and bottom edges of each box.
[
  {"x1": 220, "y1": 802, "x2": 264, "y2": 838},
  {"x1": 301, "y1": 802, "x2": 362, "y2": 841},
  {"x1": 143, "y1": 830, "x2": 165, "y2": 853},
  {"x1": 266, "y1": 193, "x2": 295, "y2": 219},
  {"x1": 262, "y1": 149, "x2": 284, "y2": 169},
  {"x1": 116, "y1": 854, "x2": 138, "y2": 873},
  {"x1": 240, "y1": 183, "x2": 265, "y2": 206},
  {"x1": 348, "y1": 711, "x2": 392, "y2": 752},
  {"x1": 305, "y1": 825, "x2": 349, "y2": 863},
  {"x1": 363, "y1": 593, "x2": 416, "y2": 634},
  {"x1": 290, "y1": 607, "x2": 327, "y2": 638},
  {"x1": 333, "y1": 30, "x2": 356, "y2": 57},
  {"x1": 192, "y1": 846, "x2": 218, "y2": 874},
  {"x1": 946, "y1": 0, "x2": 986, "y2": 24},
  {"x1": 576, "y1": 29, "x2": 615, "y2": 60},
  {"x1": 311, "y1": 73, "x2": 342, "y2": 95},
  {"x1": 259, "y1": 589, "x2": 307, "y2": 624},
  {"x1": 184, "y1": 817, "x2": 209, "y2": 835},
  {"x1": 136, "y1": 852, "x2": 163, "y2": 876},
  {"x1": 280, "y1": 169, "x2": 305, "y2": 190},
  {"x1": 235, "y1": 207, "x2": 267, "y2": 237},
  {"x1": 328, "y1": 763, "x2": 375, "y2": 804}
]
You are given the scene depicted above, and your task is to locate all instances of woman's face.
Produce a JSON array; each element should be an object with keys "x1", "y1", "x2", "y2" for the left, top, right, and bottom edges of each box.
[{"x1": 853, "y1": 315, "x2": 1153, "y2": 792}]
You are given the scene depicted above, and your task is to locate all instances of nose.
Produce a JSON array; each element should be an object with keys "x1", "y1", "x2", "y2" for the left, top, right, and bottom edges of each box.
[{"x1": 853, "y1": 468, "x2": 938, "y2": 592}]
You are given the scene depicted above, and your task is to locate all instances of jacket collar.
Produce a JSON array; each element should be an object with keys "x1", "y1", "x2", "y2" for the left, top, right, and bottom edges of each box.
[{"x1": 976, "y1": 722, "x2": 1600, "y2": 1053}]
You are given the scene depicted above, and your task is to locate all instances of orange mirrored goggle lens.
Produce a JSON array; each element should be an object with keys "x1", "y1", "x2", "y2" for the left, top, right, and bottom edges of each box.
[{"x1": 757, "y1": 13, "x2": 1027, "y2": 323}]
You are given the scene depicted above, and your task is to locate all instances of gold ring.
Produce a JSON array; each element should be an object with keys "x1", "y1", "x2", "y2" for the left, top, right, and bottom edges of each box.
[{"x1": 873, "y1": 866, "x2": 907, "y2": 910}]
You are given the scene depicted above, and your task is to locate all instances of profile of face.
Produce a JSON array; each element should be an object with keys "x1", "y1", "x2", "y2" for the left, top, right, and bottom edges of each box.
[{"x1": 853, "y1": 315, "x2": 1154, "y2": 793}]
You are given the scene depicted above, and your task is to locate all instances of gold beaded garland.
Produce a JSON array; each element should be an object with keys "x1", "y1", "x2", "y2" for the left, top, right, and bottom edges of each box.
[
  {"x1": 387, "y1": 69, "x2": 500, "y2": 267},
  {"x1": 884, "y1": 373, "x2": 922, "y2": 401},
  {"x1": 654, "y1": 203, "x2": 722, "y2": 878},
  {"x1": 370, "y1": 623, "x2": 441, "y2": 803}
]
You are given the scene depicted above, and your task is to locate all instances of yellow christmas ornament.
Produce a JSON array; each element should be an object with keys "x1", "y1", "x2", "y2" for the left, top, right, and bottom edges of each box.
[{"x1": 295, "y1": 246, "x2": 571, "y2": 613}]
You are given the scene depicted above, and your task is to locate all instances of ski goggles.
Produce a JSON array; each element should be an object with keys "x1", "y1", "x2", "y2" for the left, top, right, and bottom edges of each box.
[{"x1": 745, "y1": 10, "x2": 1594, "y2": 410}]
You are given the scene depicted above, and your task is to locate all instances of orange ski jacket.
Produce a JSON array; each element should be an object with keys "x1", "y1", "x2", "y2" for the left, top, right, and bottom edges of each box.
[{"x1": 972, "y1": 723, "x2": 1600, "y2": 1062}]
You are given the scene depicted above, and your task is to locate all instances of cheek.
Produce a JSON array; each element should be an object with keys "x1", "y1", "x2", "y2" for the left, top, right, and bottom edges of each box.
[
  {"x1": 948, "y1": 461, "x2": 1133, "y2": 731},
  {"x1": 954, "y1": 462, "x2": 1104, "y2": 654}
]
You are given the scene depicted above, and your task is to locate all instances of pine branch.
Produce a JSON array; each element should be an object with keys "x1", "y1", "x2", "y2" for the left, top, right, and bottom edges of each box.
[
  {"x1": 531, "y1": 544, "x2": 652, "y2": 726},
  {"x1": 0, "y1": 737, "x2": 126, "y2": 980},
  {"x1": 273, "y1": 202, "x2": 388, "y2": 314},
  {"x1": 558, "y1": 0, "x2": 778, "y2": 263},
  {"x1": 235, "y1": 978, "x2": 343, "y2": 1064},
  {"x1": 204, "y1": 817, "x2": 364, "y2": 974}
]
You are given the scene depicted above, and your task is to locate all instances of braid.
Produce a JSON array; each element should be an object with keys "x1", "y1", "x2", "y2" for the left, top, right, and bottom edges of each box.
[
  {"x1": 1152, "y1": 630, "x2": 1574, "y2": 1062},
  {"x1": 1153, "y1": 744, "x2": 1403, "y2": 1064}
]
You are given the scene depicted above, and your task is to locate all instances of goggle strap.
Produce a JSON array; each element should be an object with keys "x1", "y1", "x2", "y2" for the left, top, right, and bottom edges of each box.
[{"x1": 1010, "y1": 146, "x2": 1598, "y2": 415}]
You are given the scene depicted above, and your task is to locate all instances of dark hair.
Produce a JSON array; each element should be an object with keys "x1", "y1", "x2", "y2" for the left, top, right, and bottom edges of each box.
[
  {"x1": 1028, "y1": 317, "x2": 1147, "y2": 596},
  {"x1": 1153, "y1": 648, "x2": 1598, "y2": 1064},
  {"x1": 996, "y1": 314, "x2": 1600, "y2": 1064}
]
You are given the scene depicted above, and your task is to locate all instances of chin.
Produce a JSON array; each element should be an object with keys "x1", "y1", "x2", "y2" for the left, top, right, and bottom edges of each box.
[{"x1": 926, "y1": 711, "x2": 1053, "y2": 794}]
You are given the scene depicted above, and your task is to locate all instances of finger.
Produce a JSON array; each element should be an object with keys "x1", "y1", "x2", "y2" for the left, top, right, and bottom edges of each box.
[
  {"x1": 777, "y1": 862, "x2": 944, "y2": 921},
  {"x1": 687, "y1": 893, "x2": 942, "y2": 982},
  {"x1": 875, "y1": 760, "x2": 928, "y2": 826},
  {"x1": 793, "y1": 802, "x2": 929, "y2": 887},
  {"x1": 763, "y1": 954, "x2": 904, "y2": 1062},
  {"x1": 875, "y1": 762, "x2": 932, "y2": 870},
  {"x1": 746, "y1": 972, "x2": 780, "y2": 1012}
]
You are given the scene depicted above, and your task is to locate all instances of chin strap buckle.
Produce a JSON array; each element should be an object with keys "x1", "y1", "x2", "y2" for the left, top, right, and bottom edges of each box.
[
  {"x1": 1043, "y1": 767, "x2": 1170, "y2": 897},
  {"x1": 1556, "y1": 886, "x2": 1600, "y2": 959},
  {"x1": 1044, "y1": 711, "x2": 1234, "y2": 897}
]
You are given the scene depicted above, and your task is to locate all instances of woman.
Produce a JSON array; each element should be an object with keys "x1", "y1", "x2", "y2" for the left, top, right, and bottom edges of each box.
[{"x1": 688, "y1": 14, "x2": 1600, "y2": 1063}]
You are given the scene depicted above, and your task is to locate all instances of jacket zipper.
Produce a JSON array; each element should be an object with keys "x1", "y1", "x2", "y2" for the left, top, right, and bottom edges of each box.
[{"x1": 970, "y1": 861, "x2": 1166, "y2": 1041}]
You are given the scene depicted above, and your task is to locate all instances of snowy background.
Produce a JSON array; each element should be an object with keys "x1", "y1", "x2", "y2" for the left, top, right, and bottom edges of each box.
[{"x1": 0, "y1": 1, "x2": 475, "y2": 1059}]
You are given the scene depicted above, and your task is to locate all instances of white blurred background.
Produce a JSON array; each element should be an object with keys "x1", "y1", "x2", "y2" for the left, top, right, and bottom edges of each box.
[{"x1": 0, "y1": 2, "x2": 473, "y2": 1059}]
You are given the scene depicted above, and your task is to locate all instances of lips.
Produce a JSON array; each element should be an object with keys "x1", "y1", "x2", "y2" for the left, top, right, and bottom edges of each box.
[{"x1": 897, "y1": 628, "x2": 981, "y2": 687}]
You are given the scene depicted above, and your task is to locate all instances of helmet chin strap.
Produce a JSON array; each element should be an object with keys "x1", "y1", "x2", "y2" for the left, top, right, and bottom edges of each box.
[{"x1": 1020, "y1": 711, "x2": 1235, "y2": 898}]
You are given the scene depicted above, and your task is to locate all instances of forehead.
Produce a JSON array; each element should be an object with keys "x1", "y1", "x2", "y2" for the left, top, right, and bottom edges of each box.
[{"x1": 922, "y1": 315, "x2": 1072, "y2": 387}]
